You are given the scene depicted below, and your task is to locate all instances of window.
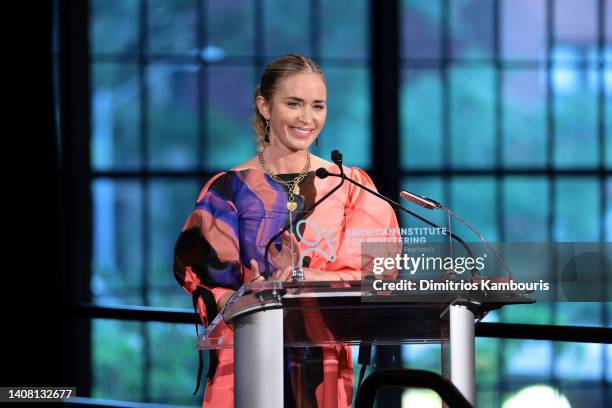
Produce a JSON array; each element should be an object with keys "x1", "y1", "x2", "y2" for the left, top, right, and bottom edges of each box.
[
  {"x1": 87, "y1": 0, "x2": 370, "y2": 404},
  {"x1": 56, "y1": 0, "x2": 610, "y2": 406},
  {"x1": 400, "y1": 0, "x2": 610, "y2": 406}
]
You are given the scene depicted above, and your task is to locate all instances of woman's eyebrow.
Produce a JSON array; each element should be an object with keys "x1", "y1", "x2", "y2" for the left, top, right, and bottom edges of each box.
[{"x1": 283, "y1": 96, "x2": 326, "y2": 103}]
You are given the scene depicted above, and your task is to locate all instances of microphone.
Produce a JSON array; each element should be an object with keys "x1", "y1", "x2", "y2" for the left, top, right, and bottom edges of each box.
[
  {"x1": 331, "y1": 150, "x2": 343, "y2": 167},
  {"x1": 315, "y1": 167, "x2": 330, "y2": 179},
  {"x1": 399, "y1": 191, "x2": 514, "y2": 280},
  {"x1": 262, "y1": 153, "x2": 345, "y2": 280},
  {"x1": 319, "y1": 166, "x2": 437, "y2": 230},
  {"x1": 331, "y1": 149, "x2": 345, "y2": 179},
  {"x1": 320, "y1": 153, "x2": 481, "y2": 278},
  {"x1": 399, "y1": 190, "x2": 441, "y2": 210}
]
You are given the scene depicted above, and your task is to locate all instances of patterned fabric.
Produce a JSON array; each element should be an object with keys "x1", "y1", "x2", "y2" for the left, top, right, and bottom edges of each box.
[{"x1": 173, "y1": 165, "x2": 399, "y2": 408}]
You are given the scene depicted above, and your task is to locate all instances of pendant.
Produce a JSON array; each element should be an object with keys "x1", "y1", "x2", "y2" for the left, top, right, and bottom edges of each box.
[
  {"x1": 287, "y1": 200, "x2": 298, "y2": 212},
  {"x1": 292, "y1": 184, "x2": 300, "y2": 195}
]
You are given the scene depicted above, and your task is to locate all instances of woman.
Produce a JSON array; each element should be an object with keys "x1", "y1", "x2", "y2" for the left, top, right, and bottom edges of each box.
[{"x1": 173, "y1": 55, "x2": 399, "y2": 407}]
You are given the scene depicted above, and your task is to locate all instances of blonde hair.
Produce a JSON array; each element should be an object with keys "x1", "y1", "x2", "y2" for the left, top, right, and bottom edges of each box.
[{"x1": 252, "y1": 54, "x2": 326, "y2": 151}]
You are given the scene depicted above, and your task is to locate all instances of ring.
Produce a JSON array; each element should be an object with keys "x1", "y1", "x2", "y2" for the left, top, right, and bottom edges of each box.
[{"x1": 292, "y1": 267, "x2": 305, "y2": 281}]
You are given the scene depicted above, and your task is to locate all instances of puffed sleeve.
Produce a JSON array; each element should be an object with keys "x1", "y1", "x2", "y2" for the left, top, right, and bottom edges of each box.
[
  {"x1": 331, "y1": 167, "x2": 401, "y2": 280},
  {"x1": 173, "y1": 172, "x2": 242, "y2": 327}
]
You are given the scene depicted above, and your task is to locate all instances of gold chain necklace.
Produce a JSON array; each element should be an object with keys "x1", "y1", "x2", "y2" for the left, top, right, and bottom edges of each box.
[{"x1": 258, "y1": 151, "x2": 311, "y2": 212}]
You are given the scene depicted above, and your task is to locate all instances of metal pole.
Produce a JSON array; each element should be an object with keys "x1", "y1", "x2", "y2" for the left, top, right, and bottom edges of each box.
[
  {"x1": 234, "y1": 308, "x2": 284, "y2": 408},
  {"x1": 450, "y1": 304, "x2": 476, "y2": 406}
]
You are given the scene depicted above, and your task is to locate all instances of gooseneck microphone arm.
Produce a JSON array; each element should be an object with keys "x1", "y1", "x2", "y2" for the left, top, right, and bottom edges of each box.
[
  {"x1": 400, "y1": 191, "x2": 514, "y2": 280},
  {"x1": 442, "y1": 207, "x2": 514, "y2": 280},
  {"x1": 262, "y1": 151, "x2": 345, "y2": 280},
  {"x1": 317, "y1": 168, "x2": 481, "y2": 277}
]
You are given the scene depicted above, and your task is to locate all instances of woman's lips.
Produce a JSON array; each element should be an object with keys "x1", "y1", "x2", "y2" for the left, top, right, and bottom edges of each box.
[{"x1": 288, "y1": 126, "x2": 314, "y2": 138}]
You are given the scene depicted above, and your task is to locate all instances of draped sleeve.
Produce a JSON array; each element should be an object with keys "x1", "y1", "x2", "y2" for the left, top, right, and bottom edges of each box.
[
  {"x1": 329, "y1": 166, "x2": 401, "y2": 280},
  {"x1": 173, "y1": 172, "x2": 242, "y2": 327}
]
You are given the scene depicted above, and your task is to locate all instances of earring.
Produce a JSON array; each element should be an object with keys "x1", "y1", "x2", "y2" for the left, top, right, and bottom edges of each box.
[{"x1": 264, "y1": 119, "x2": 270, "y2": 143}]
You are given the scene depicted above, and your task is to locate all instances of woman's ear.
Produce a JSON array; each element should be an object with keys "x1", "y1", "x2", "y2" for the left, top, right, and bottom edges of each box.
[{"x1": 256, "y1": 95, "x2": 270, "y2": 120}]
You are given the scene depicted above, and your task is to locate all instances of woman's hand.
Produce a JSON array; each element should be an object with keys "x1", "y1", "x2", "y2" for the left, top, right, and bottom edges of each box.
[
  {"x1": 249, "y1": 260, "x2": 339, "y2": 282},
  {"x1": 301, "y1": 267, "x2": 334, "y2": 281},
  {"x1": 249, "y1": 258, "x2": 293, "y2": 282},
  {"x1": 269, "y1": 231, "x2": 301, "y2": 272}
]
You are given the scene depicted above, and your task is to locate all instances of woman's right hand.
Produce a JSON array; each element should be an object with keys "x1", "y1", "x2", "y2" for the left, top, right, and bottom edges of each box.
[
  {"x1": 249, "y1": 259, "x2": 294, "y2": 282},
  {"x1": 269, "y1": 231, "x2": 301, "y2": 272}
]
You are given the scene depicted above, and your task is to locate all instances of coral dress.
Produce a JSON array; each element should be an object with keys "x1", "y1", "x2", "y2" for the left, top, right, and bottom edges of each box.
[{"x1": 173, "y1": 165, "x2": 399, "y2": 407}]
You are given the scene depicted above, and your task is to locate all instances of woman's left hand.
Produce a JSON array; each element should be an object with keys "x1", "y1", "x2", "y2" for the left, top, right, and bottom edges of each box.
[{"x1": 301, "y1": 267, "x2": 333, "y2": 281}]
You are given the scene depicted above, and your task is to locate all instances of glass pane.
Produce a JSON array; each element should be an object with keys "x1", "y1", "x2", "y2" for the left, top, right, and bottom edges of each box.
[
  {"x1": 401, "y1": 69, "x2": 443, "y2": 169},
  {"x1": 92, "y1": 320, "x2": 143, "y2": 402},
  {"x1": 503, "y1": 70, "x2": 547, "y2": 167},
  {"x1": 208, "y1": 0, "x2": 254, "y2": 57},
  {"x1": 150, "y1": 322, "x2": 206, "y2": 404},
  {"x1": 475, "y1": 338, "x2": 501, "y2": 386},
  {"x1": 554, "y1": 178, "x2": 600, "y2": 241},
  {"x1": 264, "y1": 0, "x2": 311, "y2": 56},
  {"x1": 149, "y1": 179, "x2": 201, "y2": 308},
  {"x1": 501, "y1": 0, "x2": 545, "y2": 60},
  {"x1": 553, "y1": 65, "x2": 598, "y2": 168},
  {"x1": 401, "y1": 0, "x2": 441, "y2": 59},
  {"x1": 92, "y1": 320, "x2": 206, "y2": 404},
  {"x1": 608, "y1": 342, "x2": 612, "y2": 382},
  {"x1": 319, "y1": 66, "x2": 371, "y2": 168},
  {"x1": 504, "y1": 339, "x2": 553, "y2": 380},
  {"x1": 504, "y1": 177, "x2": 549, "y2": 242},
  {"x1": 91, "y1": 63, "x2": 141, "y2": 170},
  {"x1": 90, "y1": 0, "x2": 139, "y2": 54},
  {"x1": 147, "y1": 64, "x2": 199, "y2": 169},
  {"x1": 148, "y1": 0, "x2": 197, "y2": 55},
  {"x1": 606, "y1": 68, "x2": 611, "y2": 169},
  {"x1": 558, "y1": 387, "x2": 605, "y2": 408},
  {"x1": 477, "y1": 390, "x2": 500, "y2": 408},
  {"x1": 608, "y1": 0, "x2": 612, "y2": 48},
  {"x1": 450, "y1": 177, "x2": 499, "y2": 241},
  {"x1": 607, "y1": 178, "x2": 612, "y2": 241},
  {"x1": 205, "y1": 66, "x2": 256, "y2": 170},
  {"x1": 555, "y1": 0, "x2": 597, "y2": 53},
  {"x1": 450, "y1": 67, "x2": 496, "y2": 168},
  {"x1": 557, "y1": 342, "x2": 605, "y2": 381},
  {"x1": 449, "y1": 0, "x2": 494, "y2": 59},
  {"x1": 401, "y1": 343, "x2": 441, "y2": 372},
  {"x1": 320, "y1": 0, "x2": 368, "y2": 59},
  {"x1": 92, "y1": 180, "x2": 143, "y2": 306},
  {"x1": 502, "y1": 303, "x2": 552, "y2": 324},
  {"x1": 555, "y1": 302, "x2": 604, "y2": 326}
]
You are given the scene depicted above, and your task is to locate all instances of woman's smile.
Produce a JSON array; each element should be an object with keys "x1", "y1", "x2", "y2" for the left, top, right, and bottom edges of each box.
[{"x1": 288, "y1": 126, "x2": 314, "y2": 138}]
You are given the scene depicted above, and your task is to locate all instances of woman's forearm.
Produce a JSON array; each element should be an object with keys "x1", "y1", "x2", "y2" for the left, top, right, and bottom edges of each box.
[{"x1": 218, "y1": 289, "x2": 236, "y2": 310}]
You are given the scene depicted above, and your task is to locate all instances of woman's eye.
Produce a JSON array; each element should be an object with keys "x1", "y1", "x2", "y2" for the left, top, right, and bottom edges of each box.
[
  {"x1": 287, "y1": 102, "x2": 299, "y2": 107},
  {"x1": 314, "y1": 105, "x2": 325, "y2": 110}
]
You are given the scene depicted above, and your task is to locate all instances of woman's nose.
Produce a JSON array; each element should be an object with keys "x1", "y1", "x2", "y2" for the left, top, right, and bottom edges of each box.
[{"x1": 298, "y1": 107, "x2": 313, "y2": 124}]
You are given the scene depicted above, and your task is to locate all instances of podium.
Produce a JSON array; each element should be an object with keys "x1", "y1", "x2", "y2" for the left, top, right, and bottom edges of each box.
[{"x1": 197, "y1": 279, "x2": 533, "y2": 407}]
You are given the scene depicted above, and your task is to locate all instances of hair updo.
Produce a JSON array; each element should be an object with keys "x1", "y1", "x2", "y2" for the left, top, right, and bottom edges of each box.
[{"x1": 252, "y1": 54, "x2": 325, "y2": 151}]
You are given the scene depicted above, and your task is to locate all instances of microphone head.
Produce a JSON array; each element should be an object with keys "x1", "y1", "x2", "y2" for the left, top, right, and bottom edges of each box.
[
  {"x1": 399, "y1": 190, "x2": 441, "y2": 210},
  {"x1": 331, "y1": 150, "x2": 343, "y2": 165},
  {"x1": 315, "y1": 167, "x2": 330, "y2": 179}
]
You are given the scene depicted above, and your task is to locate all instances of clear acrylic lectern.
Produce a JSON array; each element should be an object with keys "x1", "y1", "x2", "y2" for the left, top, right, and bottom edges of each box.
[{"x1": 197, "y1": 279, "x2": 533, "y2": 407}]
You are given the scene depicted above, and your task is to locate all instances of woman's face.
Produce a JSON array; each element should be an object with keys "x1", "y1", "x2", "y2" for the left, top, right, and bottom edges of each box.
[{"x1": 258, "y1": 73, "x2": 327, "y2": 152}]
